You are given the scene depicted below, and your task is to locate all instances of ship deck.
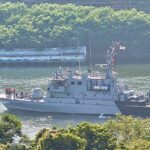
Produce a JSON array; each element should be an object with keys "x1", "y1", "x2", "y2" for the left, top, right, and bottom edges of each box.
[{"x1": 0, "y1": 94, "x2": 45, "y2": 102}]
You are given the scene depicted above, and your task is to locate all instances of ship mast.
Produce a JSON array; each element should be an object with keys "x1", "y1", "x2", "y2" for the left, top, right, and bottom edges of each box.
[
  {"x1": 76, "y1": 33, "x2": 81, "y2": 73},
  {"x1": 105, "y1": 42, "x2": 118, "y2": 79},
  {"x1": 61, "y1": 48, "x2": 64, "y2": 75},
  {"x1": 89, "y1": 31, "x2": 93, "y2": 72}
]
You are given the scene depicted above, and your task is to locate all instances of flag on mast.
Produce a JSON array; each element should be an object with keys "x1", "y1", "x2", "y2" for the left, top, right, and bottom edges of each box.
[{"x1": 119, "y1": 46, "x2": 126, "y2": 50}]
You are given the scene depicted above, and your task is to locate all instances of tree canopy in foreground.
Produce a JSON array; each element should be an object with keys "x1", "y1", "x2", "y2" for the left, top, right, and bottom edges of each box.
[{"x1": 0, "y1": 114, "x2": 150, "y2": 150}]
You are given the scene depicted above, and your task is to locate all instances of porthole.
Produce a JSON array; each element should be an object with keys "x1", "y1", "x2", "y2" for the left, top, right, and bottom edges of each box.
[{"x1": 71, "y1": 81, "x2": 75, "y2": 85}]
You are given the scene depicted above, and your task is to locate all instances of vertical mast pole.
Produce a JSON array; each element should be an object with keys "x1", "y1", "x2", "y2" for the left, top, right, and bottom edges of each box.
[
  {"x1": 61, "y1": 48, "x2": 64, "y2": 75},
  {"x1": 77, "y1": 33, "x2": 81, "y2": 73},
  {"x1": 105, "y1": 42, "x2": 116, "y2": 79},
  {"x1": 89, "y1": 31, "x2": 92, "y2": 71}
]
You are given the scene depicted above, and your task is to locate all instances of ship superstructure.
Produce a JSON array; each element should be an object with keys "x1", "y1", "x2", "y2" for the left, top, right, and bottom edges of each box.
[{"x1": 46, "y1": 44, "x2": 119, "y2": 103}]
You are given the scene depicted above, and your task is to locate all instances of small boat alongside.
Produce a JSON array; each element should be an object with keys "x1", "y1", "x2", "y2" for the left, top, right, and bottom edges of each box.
[{"x1": 115, "y1": 95, "x2": 150, "y2": 117}]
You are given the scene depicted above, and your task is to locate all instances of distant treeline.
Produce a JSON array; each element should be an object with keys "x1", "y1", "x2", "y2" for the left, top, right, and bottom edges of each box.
[
  {"x1": 1, "y1": 0, "x2": 150, "y2": 13},
  {"x1": 0, "y1": 3, "x2": 150, "y2": 63}
]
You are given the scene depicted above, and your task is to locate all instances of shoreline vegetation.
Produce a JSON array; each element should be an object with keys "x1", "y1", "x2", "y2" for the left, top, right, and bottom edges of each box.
[
  {"x1": 1, "y1": 3, "x2": 150, "y2": 63},
  {"x1": 0, "y1": 114, "x2": 150, "y2": 150}
]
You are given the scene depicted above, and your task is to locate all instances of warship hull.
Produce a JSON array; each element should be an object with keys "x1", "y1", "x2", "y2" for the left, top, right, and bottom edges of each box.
[
  {"x1": 1, "y1": 98, "x2": 120, "y2": 115},
  {"x1": 2, "y1": 98, "x2": 150, "y2": 117},
  {"x1": 2, "y1": 99, "x2": 150, "y2": 117}
]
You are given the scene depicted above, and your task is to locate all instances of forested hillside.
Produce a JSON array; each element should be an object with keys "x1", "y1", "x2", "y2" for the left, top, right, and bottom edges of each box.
[{"x1": 1, "y1": 2, "x2": 150, "y2": 63}]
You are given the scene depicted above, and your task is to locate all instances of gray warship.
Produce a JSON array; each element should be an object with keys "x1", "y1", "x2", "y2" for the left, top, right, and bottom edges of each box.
[{"x1": 1, "y1": 43, "x2": 150, "y2": 117}]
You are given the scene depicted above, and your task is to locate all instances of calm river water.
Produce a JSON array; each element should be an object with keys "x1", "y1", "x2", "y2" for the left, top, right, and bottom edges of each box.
[{"x1": 0, "y1": 64, "x2": 150, "y2": 138}]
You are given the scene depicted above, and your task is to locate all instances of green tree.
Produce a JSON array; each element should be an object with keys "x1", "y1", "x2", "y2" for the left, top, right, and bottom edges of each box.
[
  {"x1": 71, "y1": 122, "x2": 116, "y2": 150},
  {"x1": 0, "y1": 114, "x2": 21, "y2": 144},
  {"x1": 35, "y1": 129, "x2": 86, "y2": 150},
  {"x1": 0, "y1": 144, "x2": 7, "y2": 150},
  {"x1": 124, "y1": 139, "x2": 150, "y2": 150},
  {"x1": 104, "y1": 114, "x2": 150, "y2": 148}
]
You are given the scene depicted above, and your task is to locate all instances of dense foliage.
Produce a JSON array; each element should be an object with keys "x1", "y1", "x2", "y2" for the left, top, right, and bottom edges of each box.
[
  {"x1": 0, "y1": 114, "x2": 21, "y2": 144},
  {"x1": 0, "y1": 3, "x2": 150, "y2": 63},
  {"x1": 0, "y1": 114, "x2": 150, "y2": 149},
  {"x1": 0, "y1": 114, "x2": 32, "y2": 150},
  {"x1": 34, "y1": 115, "x2": 150, "y2": 150},
  {"x1": 35, "y1": 129, "x2": 86, "y2": 150}
]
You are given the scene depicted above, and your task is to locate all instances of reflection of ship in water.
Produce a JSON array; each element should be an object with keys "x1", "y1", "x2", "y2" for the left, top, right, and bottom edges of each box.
[
  {"x1": 0, "y1": 43, "x2": 150, "y2": 117},
  {"x1": 0, "y1": 46, "x2": 86, "y2": 66}
]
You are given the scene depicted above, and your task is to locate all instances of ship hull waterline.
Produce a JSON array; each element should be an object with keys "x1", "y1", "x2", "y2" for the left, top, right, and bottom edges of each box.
[{"x1": 1, "y1": 98, "x2": 120, "y2": 115}]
